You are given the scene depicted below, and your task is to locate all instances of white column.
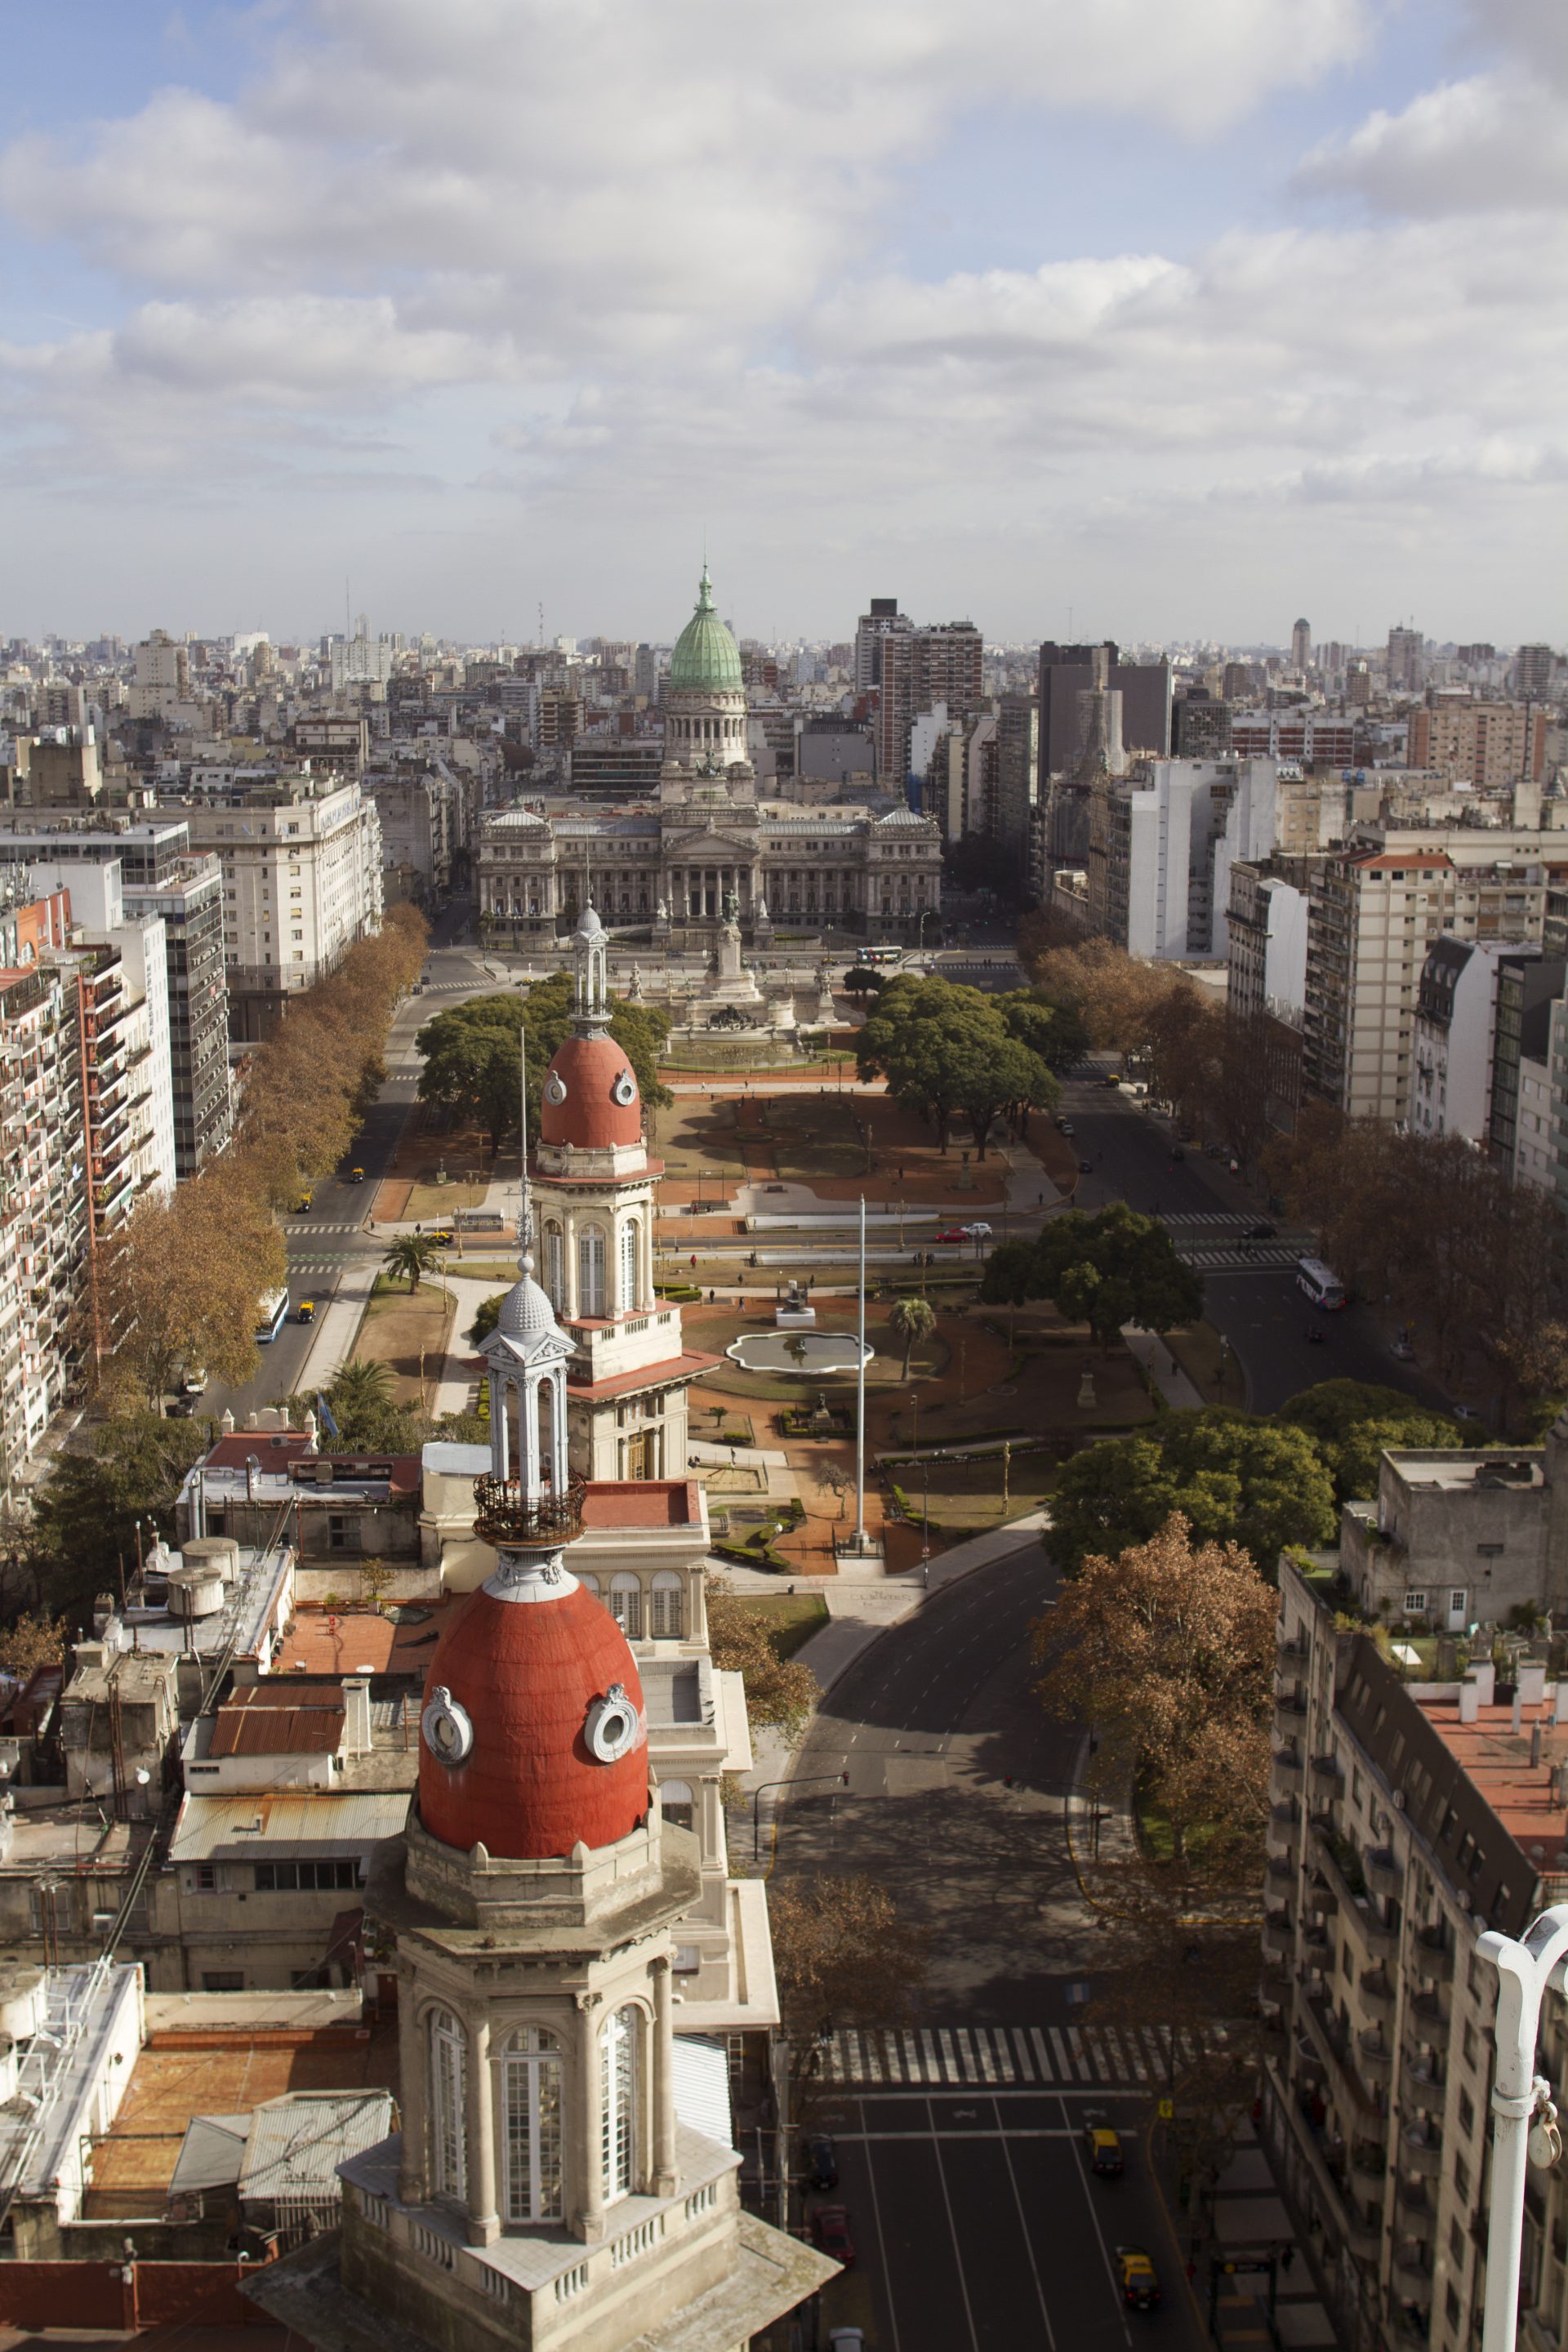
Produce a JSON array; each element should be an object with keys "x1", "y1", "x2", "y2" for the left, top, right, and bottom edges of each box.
[
  {"x1": 576, "y1": 2007, "x2": 605, "y2": 2241},
  {"x1": 652, "y1": 1960, "x2": 677, "y2": 2196},
  {"x1": 466, "y1": 2016, "x2": 501, "y2": 2245},
  {"x1": 488, "y1": 1373, "x2": 510, "y2": 1478},
  {"x1": 396, "y1": 1983, "x2": 428, "y2": 2205}
]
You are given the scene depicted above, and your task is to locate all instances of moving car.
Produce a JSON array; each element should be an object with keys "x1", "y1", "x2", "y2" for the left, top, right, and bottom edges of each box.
[
  {"x1": 810, "y1": 2205, "x2": 855, "y2": 2267},
  {"x1": 297, "y1": 1300, "x2": 316, "y2": 1325},
  {"x1": 934, "y1": 1224, "x2": 989, "y2": 1244},
  {"x1": 1079, "y1": 1159, "x2": 1094, "y2": 1174},
  {"x1": 1247, "y1": 1221, "x2": 1276, "y2": 1241},
  {"x1": 1390, "y1": 1334, "x2": 1415, "y2": 1361},
  {"x1": 804, "y1": 2133, "x2": 839, "y2": 2190},
  {"x1": 1168, "y1": 1146, "x2": 1186, "y2": 1161},
  {"x1": 1116, "y1": 2247, "x2": 1161, "y2": 2309},
  {"x1": 827, "y1": 2333, "x2": 866, "y2": 2351},
  {"x1": 181, "y1": 1369, "x2": 207, "y2": 1395},
  {"x1": 294, "y1": 1189, "x2": 314, "y2": 1213},
  {"x1": 349, "y1": 1166, "x2": 366, "y2": 1184},
  {"x1": 1058, "y1": 1119, "x2": 1076, "y2": 1136},
  {"x1": 1083, "y1": 2115, "x2": 1125, "y2": 2176}
]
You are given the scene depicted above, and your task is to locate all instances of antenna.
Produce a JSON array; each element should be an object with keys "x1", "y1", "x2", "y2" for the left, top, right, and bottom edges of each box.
[
  {"x1": 537, "y1": 601, "x2": 544, "y2": 653},
  {"x1": 345, "y1": 577, "x2": 351, "y2": 641},
  {"x1": 518, "y1": 1022, "x2": 534, "y2": 1264}
]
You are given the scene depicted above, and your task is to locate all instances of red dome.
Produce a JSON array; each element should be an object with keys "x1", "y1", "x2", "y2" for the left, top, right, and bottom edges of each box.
[
  {"x1": 539, "y1": 1034, "x2": 642, "y2": 1152},
  {"x1": 417, "y1": 1571, "x2": 648, "y2": 1860}
]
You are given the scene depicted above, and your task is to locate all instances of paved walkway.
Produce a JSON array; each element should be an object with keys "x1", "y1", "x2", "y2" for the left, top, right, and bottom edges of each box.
[
  {"x1": 1122, "y1": 1325, "x2": 1206, "y2": 1408},
  {"x1": 1199, "y1": 2124, "x2": 1338, "y2": 2352}
]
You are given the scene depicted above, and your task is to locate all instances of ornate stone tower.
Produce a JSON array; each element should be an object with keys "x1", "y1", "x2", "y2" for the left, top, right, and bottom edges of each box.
[
  {"x1": 535, "y1": 906, "x2": 714, "y2": 1481},
  {"x1": 248, "y1": 1254, "x2": 832, "y2": 2349}
]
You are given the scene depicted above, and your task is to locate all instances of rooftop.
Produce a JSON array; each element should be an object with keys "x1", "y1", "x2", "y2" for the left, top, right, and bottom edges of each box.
[{"x1": 267, "y1": 1601, "x2": 454, "y2": 1677}]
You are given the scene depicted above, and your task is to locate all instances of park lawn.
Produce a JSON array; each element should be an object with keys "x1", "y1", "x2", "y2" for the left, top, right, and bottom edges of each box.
[
  {"x1": 357, "y1": 1283, "x2": 455, "y2": 1405},
  {"x1": 727, "y1": 1592, "x2": 830, "y2": 1659},
  {"x1": 903, "y1": 1449, "x2": 1058, "y2": 1531},
  {"x1": 1134, "y1": 1773, "x2": 1222, "y2": 1866}
]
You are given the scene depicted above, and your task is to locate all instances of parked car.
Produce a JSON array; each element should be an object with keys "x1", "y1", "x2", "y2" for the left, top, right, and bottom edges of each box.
[
  {"x1": 1169, "y1": 1146, "x2": 1186, "y2": 1162},
  {"x1": 827, "y1": 2332, "x2": 866, "y2": 2351},
  {"x1": 1079, "y1": 1158, "x2": 1094, "y2": 1174},
  {"x1": 1058, "y1": 1120, "x2": 1076, "y2": 1137},
  {"x1": 810, "y1": 2205, "x2": 855, "y2": 2266},
  {"x1": 1083, "y1": 2114, "x2": 1125, "y2": 2176},
  {"x1": 181, "y1": 1369, "x2": 207, "y2": 1395},
  {"x1": 1116, "y1": 2247, "x2": 1161, "y2": 2309},
  {"x1": 1452, "y1": 1404, "x2": 1482, "y2": 1423},
  {"x1": 1247, "y1": 1221, "x2": 1276, "y2": 1240},
  {"x1": 804, "y1": 2134, "x2": 839, "y2": 2190},
  {"x1": 1390, "y1": 1335, "x2": 1415, "y2": 1361}
]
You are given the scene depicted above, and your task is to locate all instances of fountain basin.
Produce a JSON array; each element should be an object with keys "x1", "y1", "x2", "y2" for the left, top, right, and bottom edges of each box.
[{"x1": 725, "y1": 1332, "x2": 873, "y2": 1376}]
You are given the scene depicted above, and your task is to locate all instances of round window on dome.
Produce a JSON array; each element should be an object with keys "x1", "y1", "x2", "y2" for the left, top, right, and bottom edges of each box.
[
  {"x1": 545, "y1": 1072, "x2": 568, "y2": 1106},
  {"x1": 585, "y1": 1681, "x2": 641, "y2": 1765},
  {"x1": 421, "y1": 1685, "x2": 474, "y2": 1766},
  {"x1": 612, "y1": 1068, "x2": 637, "y2": 1107}
]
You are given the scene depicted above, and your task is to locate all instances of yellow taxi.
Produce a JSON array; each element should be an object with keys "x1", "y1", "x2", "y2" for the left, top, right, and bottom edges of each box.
[
  {"x1": 1083, "y1": 2115, "x2": 1125, "y2": 2176},
  {"x1": 1116, "y1": 2247, "x2": 1160, "y2": 2310}
]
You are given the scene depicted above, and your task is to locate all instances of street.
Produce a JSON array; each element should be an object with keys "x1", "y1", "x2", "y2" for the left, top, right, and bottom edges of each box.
[{"x1": 777, "y1": 1550, "x2": 1204, "y2": 2352}]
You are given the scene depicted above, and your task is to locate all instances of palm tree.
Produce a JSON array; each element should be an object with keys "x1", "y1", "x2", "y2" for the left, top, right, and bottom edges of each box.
[
  {"x1": 327, "y1": 1356, "x2": 394, "y2": 1419},
  {"x1": 889, "y1": 1294, "x2": 937, "y2": 1380},
  {"x1": 383, "y1": 1233, "x2": 442, "y2": 1292}
]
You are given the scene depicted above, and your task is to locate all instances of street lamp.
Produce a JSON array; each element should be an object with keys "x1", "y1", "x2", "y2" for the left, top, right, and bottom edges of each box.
[{"x1": 1479, "y1": 1905, "x2": 1568, "y2": 2352}]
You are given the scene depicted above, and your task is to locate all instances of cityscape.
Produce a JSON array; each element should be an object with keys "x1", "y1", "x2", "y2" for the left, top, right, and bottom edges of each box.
[{"x1": 2, "y1": 6, "x2": 1568, "y2": 2352}]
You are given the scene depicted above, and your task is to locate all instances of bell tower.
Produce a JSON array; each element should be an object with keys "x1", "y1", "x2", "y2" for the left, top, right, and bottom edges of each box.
[{"x1": 534, "y1": 910, "x2": 715, "y2": 1481}]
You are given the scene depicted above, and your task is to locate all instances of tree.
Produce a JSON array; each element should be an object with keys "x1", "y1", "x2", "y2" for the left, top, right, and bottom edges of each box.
[
  {"x1": 982, "y1": 1202, "x2": 1203, "y2": 1347},
  {"x1": 813, "y1": 1463, "x2": 853, "y2": 1522},
  {"x1": 0, "y1": 1614, "x2": 69, "y2": 1677},
  {"x1": 889, "y1": 1295, "x2": 937, "y2": 1379},
  {"x1": 766, "y1": 1874, "x2": 929, "y2": 2070},
  {"x1": 706, "y1": 1575, "x2": 819, "y2": 1744},
  {"x1": 33, "y1": 1414, "x2": 208, "y2": 1625},
  {"x1": 842, "y1": 965, "x2": 884, "y2": 1000},
  {"x1": 996, "y1": 988, "x2": 1092, "y2": 1076},
  {"x1": 468, "y1": 1294, "x2": 507, "y2": 1347},
  {"x1": 326, "y1": 1356, "x2": 396, "y2": 1424},
  {"x1": 856, "y1": 976, "x2": 1054, "y2": 1157},
  {"x1": 384, "y1": 1234, "x2": 443, "y2": 1293},
  {"x1": 416, "y1": 975, "x2": 671, "y2": 1153},
  {"x1": 1034, "y1": 1515, "x2": 1276, "y2": 1862},
  {"x1": 1045, "y1": 1410, "x2": 1337, "y2": 1575},
  {"x1": 93, "y1": 1156, "x2": 286, "y2": 1406},
  {"x1": 1278, "y1": 1379, "x2": 1465, "y2": 1502}
]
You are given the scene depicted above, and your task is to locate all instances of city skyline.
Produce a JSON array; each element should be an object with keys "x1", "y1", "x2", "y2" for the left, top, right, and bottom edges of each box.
[{"x1": 2, "y1": 0, "x2": 1566, "y2": 643}]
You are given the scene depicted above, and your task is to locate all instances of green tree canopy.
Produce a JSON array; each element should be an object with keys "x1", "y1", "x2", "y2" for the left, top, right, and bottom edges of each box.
[
  {"x1": 1047, "y1": 1409, "x2": 1337, "y2": 1575},
  {"x1": 982, "y1": 1202, "x2": 1203, "y2": 1345},
  {"x1": 1276, "y1": 1379, "x2": 1466, "y2": 1502},
  {"x1": 996, "y1": 988, "x2": 1092, "y2": 1076},
  {"x1": 33, "y1": 1415, "x2": 209, "y2": 1626},
  {"x1": 855, "y1": 975, "x2": 1056, "y2": 1157}
]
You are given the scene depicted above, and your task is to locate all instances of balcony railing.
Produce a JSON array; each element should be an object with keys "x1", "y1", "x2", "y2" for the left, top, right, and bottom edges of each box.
[{"x1": 472, "y1": 1475, "x2": 585, "y2": 1548}]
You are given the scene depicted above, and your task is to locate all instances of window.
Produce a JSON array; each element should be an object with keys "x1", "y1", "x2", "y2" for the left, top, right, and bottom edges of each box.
[
  {"x1": 1459, "y1": 2088, "x2": 1476, "y2": 2136},
  {"x1": 193, "y1": 1864, "x2": 219, "y2": 1892},
  {"x1": 430, "y1": 2008, "x2": 467, "y2": 2200},
  {"x1": 202, "y1": 1971, "x2": 244, "y2": 1991},
  {"x1": 1446, "y1": 2287, "x2": 1462, "y2": 2328},
  {"x1": 502, "y1": 2025, "x2": 564, "y2": 2223},
  {"x1": 609, "y1": 1575, "x2": 642, "y2": 1640},
  {"x1": 254, "y1": 1860, "x2": 359, "y2": 1891},
  {"x1": 650, "y1": 1571, "x2": 683, "y2": 1640},
  {"x1": 1403, "y1": 1590, "x2": 1428, "y2": 1614},
  {"x1": 620, "y1": 1218, "x2": 639, "y2": 1312},
  {"x1": 578, "y1": 1223, "x2": 607, "y2": 1317},
  {"x1": 660, "y1": 1779, "x2": 694, "y2": 1833},
  {"x1": 674, "y1": 1944, "x2": 701, "y2": 1974},
  {"x1": 601, "y1": 2007, "x2": 637, "y2": 2202},
  {"x1": 1454, "y1": 2154, "x2": 1471, "y2": 2202}
]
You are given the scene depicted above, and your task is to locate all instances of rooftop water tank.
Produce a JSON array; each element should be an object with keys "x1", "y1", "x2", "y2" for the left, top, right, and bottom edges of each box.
[
  {"x1": 165, "y1": 1565, "x2": 225, "y2": 1621},
  {"x1": 181, "y1": 1536, "x2": 241, "y2": 1588}
]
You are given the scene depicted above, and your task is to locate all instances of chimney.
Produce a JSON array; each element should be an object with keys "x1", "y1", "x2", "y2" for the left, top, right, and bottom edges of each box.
[
  {"x1": 342, "y1": 1677, "x2": 373, "y2": 1757},
  {"x1": 1460, "y1": 1681, "x2": 1481, "y2": 1725},
  {"x1": 1472, "y1": 1661, "x2": 1496, "y2": 1707},
  {"x1": 1521, "y1": 1663, "x2": 1548, "y2": 1708},
  {"x1": 1512, "y1": 1690, "x2": 1524, "y2": 1735},
  {"x1": 1532, "y1": 1722, "x2": 1544, "y2": 1768}
]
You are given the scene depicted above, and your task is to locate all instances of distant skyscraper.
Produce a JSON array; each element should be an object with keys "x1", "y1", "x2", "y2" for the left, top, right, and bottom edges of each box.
[
  {"x1": 1516, "y1": 643, "x2": 1557, "y2": 698},
  {"x1": 853, "y1": 597, "x2": 911, "y2": 694},
  {"x1": 1387, "y1": 626, "x2": 1425, "y2": 693},
  {"x1": 1291, "y1": 617, "x2": 1312, "y2": 672}
]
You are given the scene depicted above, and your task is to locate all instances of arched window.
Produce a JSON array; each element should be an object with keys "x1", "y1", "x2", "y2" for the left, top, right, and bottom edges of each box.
[
  {"x1": 619, "y1": 1218, "x2": 639, "y2": 1312},
  {"x1": 600, "y1": 2006, "x2": 638, "y2": 2202},
  {"x1": 429, "y1": 2008, "x2": 466, "y2": 2200},
  {"x1": 544, "y1": 1222, "x2": 564, "y2": 1309},
  {"x1": 650, "y1": 1571, "x2": 683, "y2": 1640},
  {"x1": 501, "y1": 2025, "x2": 564, "y2": 2223},
  {"x1": 659, "y1": 1777, "x2": 694, "y2": 1832},
  {"x1": 576, "y1": 1571, "x2": 601, "y2": 1598},
  {"x1": 579, "y1": 1223, "x2": 607, "y2": 1317},
  {"x1": 609, "y1": 1573, "x2": 642, "y2": 1640}
]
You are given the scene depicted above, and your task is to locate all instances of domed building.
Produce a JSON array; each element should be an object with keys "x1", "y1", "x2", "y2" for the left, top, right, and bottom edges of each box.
[
  {"x1": 475, "y1": 564, "x2": 943, "y2": 949},
  {"x1": 249, "y1": 1205, "x2": 834, "y2": 2352}
]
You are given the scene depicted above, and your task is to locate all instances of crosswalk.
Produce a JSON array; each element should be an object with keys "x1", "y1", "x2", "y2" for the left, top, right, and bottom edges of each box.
[
  {"x1": 820, "y1": 2021, "x2": 1216, "y2": 2091},
  {"x1": 1162, "y1": 1211, "x2": 1276, "y2": 1229},
  {"x1": 286, "y1": 1219, "x2": 364, "y2": 1234},
  {"x1": 1175, "y1": 1243, "x2": 1301, "y2": 1273}
]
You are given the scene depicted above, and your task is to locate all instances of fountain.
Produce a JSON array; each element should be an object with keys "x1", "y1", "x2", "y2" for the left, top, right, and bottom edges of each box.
[{"x1": 725, "y1": 1330, "x2": 872, "y2": 1376}]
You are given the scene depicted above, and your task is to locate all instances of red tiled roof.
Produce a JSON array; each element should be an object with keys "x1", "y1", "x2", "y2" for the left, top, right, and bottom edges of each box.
[{"x1": 566, "y1": 1350, "x2": 719, "y2": 1402}]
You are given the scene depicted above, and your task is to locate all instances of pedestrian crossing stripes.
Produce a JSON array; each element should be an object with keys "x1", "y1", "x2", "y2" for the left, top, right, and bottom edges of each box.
[
  {"x1": 286, "y1": 1220, "x2": 363, "y2": 1234},
  {"x1": 821, "y1": 2021, "x2": 1217, "y2": 2090},
  {"x1": 1162, "y1": 1211, "x2": 1267, "y2": 1229},
  {"x1": 1175, "y1": 1244, "x2": 1299, "y2": 1272}
]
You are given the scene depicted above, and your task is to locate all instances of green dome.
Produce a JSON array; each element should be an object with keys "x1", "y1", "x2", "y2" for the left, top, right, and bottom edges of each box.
[{"x1": 669, "y1": 566, "x2": 743, "y2": 696}]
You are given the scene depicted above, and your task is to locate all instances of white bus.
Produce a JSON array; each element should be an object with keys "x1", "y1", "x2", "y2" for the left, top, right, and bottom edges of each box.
[
  {"x1": 1295, "y1": 1257, "x2": 1347, "y2": 1311},
  {"x1": 254, "y1": 1285, "x2": 289, "y2": 1342}
]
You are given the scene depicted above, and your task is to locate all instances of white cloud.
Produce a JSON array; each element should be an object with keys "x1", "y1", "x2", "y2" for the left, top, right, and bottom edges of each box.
[{"x1": 1295, "y1": 72, "x2": 1568, "y2": 215}]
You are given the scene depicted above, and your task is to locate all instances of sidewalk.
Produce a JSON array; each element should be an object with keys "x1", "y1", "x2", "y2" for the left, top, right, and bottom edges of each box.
[
  {"x1": 1121, "y1": 1325, "x2": 1205, "y2": 1408},
  {"x1": 1194, "y1": 2120, "x2": 1339, "y2": 2352}
]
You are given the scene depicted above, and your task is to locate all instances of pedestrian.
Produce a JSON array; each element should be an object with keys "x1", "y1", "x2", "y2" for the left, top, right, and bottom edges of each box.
[{"x1": 1281, "y1": 2247, "x2": 1296, "y2": 2276}]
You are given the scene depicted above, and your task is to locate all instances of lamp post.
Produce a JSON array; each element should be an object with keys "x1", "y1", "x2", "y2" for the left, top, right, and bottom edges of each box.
[{"x1": 1478, "y1": 1905, "x2": 1568, "y2": 2352}]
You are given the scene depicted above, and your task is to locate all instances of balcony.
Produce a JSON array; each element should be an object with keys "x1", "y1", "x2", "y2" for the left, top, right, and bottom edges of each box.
[
  {"x1": 1267, "y1": 1853, "x2": 1296, "y2": 1887},
  {"x1": 1272, "y1": 1749, "x2": 1304, "y2": 1788},
  {"x1": 1410, "y1": 1988, "x2": 1447, "y2": 2029},
  {"x1": 1366, "y1": 1845, "x2": 1402, "y2": 1892},
  {"x1": 1358, "y1": 1968, "x2": 1396, "y2": 2020},
  {"x1": 1277, "y1": 1687, "x2": 1308, "y2": 1723},
  {"x1": 1277, "y1": 1627, "x2": 1308, "y2": 1659},
  {"x1": 1413, "y1": 1925, "x2": 1453, "y2": 1982},
  {"x1": 1311, "y1": 1753, "x2": 1347, "y2": 1788},
  {"x1": 1358, "y1": 2030, "x2": 1394, "y2": 2082},
  {"x1": 1401, "y1": 2123, "x2": 1444, "y2": 2179},
  {"x1": 1393, "y1": 2244, "x2": 1433, "y2": 2300},
  {"x1": 1401, "y1": 2047, "x2": 1446, "y2": 2100},
  {"x1": 1350, "y1": 2138, "x2": 1388, "y2": 2189},
  {"x1": 1263, "y1": 1912, "x2": 1294, "y2": 1959}
]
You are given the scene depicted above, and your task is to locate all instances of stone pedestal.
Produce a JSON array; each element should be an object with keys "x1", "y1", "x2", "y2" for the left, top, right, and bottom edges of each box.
[{"x1": 1076, "y1": 1370, "x2": 1098, "y2": 1410}]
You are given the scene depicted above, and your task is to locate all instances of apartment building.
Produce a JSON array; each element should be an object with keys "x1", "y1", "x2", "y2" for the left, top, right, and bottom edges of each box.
[
  {"x1": 171, "y1": 779, "x2": 384, "y2": 1040},
  {"x1": 41, "y1": 862, "x2": 176, "y2": 1214},
  {"x1": 128, "y1": 629, "x2": 190, "y2": 720},
  {"x1": 0, "y1": 881, "x2": 82, "y2": 1486},
  {"x1": 1087, "y1": 756, "x2": 1278, "y2": 960},
  {"x1": 1303, "y1": 831, "x2": 1568, "y2": 1121},
  {"x1": 1409, "y1": 940, "x2": 1542, "y2": 1147},
  {"x1": 1230, "y1": 712, "x2": 1361, "y2": 768},
  {"x1": 0, "y1": 822, "x2": 232, "y2": 1178},
  {"x1": 1037, "y1": 640, "x2": 1172, "y2": 773},
  {"x1": 1265, "y1": 1535, "x2": 1568, "y2": 2352},
  {"x1": 1408, "y1": 702, "x2": 1549, "y2": 790}
]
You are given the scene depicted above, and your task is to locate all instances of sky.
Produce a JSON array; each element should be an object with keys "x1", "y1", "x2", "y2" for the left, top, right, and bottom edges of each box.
[{"x1": 1, "y1": 0, "x2": 1564, "y2": 649}]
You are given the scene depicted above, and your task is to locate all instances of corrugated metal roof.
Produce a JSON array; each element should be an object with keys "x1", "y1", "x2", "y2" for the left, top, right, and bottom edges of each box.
[
  {"x1": 170, "y1": 2114, "x2": 251, "y2": 2195},
  {"x1": 168, "y1": 1791, "x2": 409, "y2": 1864},
  {"x1": 210, "y1": 1686, "x2": 345, "y2": 1756},
  {"x1": 242, "y1": 2091, "x2": 394, "y2": 2200}
]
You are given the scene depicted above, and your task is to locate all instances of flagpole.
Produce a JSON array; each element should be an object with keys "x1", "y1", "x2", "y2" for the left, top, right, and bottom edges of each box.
[{"x1": 854, "y1": 1192, "x2": 866, "y2": 1548}]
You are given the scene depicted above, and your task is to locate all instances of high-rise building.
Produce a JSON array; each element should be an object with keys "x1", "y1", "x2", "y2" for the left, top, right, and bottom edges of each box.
[
  {"x1": 1406, "y1": 702, "x2": 1548, "y2": 788},
  {"x1": 853, "y1": 596, "x2": 911, "y2": 695},
  {"x1": 129, "y1": 629, "x2": 190, "y2": 720},
  {"x1": 873, "y1": 619, "x2": 982, "y2": 781},
  {"x1": 1036, "y1": 640, "x2": 1171, "y2": 774},
  {"x1": 1386, "y1": 626, "x2": 1425, "y2": 693},
  {"x1": 1291, "y1": 617, "x2": 1312, "y2": 672},
  {"x1": 1086, "y1": 757, "x2": 1278, "y2": 960},
  {"x1": 1515, "y1": 643, "x2": 1558, "y2": 698}
]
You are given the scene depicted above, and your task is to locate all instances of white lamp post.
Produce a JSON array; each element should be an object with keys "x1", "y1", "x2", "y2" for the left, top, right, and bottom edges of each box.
[{"x1": 1478, "y1": 1906, "x2": 1567, "y2": 2352}]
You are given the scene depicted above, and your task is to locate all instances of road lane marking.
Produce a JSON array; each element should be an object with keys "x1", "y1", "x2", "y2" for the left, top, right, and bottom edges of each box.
[
  {"x1": 857, "y1": 2091, "x2": 904, "y2": 2352},
  {"x1": 1061, "y1": 2089, "x2": 1134, "y2": 2347},
  {"x1": 991, "y1": 2091, "x2": 1059, "y2": 2352},
  {"x1": 925, "y1": 2096, "x2": 982, "y2": 2352}
]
